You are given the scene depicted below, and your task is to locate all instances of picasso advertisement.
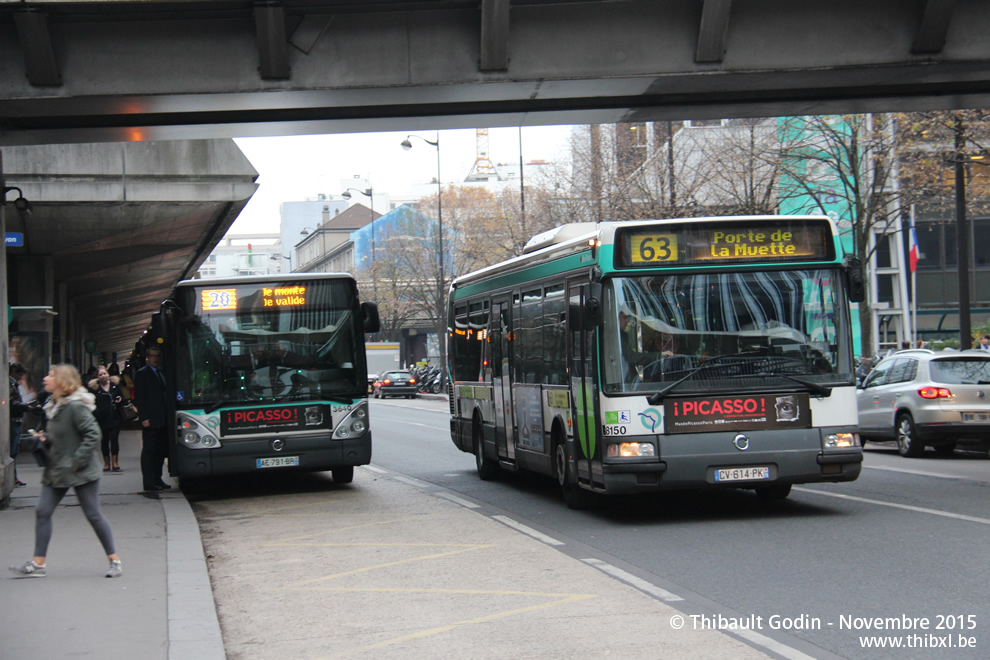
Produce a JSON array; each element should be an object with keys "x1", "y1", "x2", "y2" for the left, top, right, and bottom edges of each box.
[
  {"x1": 220, "y1": 403, "x2": 333, "y2": 435},
  {"x1": 663, "y1": 393, "x2": 811, "y2": 434}
]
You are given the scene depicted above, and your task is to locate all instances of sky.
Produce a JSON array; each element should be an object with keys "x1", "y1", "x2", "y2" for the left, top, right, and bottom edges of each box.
[{"x1": 229, "y1": 125, "x2": 576, "y2": 235}]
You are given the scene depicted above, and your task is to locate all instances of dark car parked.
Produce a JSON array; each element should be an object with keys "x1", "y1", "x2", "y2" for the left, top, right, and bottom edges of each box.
[{"x1": 373, "y1": 370, "x2": 417, "y2": 399}]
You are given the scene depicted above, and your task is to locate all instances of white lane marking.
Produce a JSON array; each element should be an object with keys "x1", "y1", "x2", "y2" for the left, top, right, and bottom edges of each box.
[
  {"x1": 865, "y1": 464, "x2": 971, "y2": 480},
  {"x1": 362, "y1": 465, "x2": 388, "y2": 474},
  {"x1": 722, "y1": 628, "x2": 818, "y2": 660},
  {"x1": 581, "y1": 560, "x2": 814, "y2": 659},
  {"x1": 794, "y1": 487, "x2": 990, "y2": 526},
  {"x1": 390, "y1": 421, "x2": 437, "y2": 430},
  {"x1": 491, "y1": 515, "x2": 565, "y2": 546},
  {"x1": 580, "y1": 558, "x2": 684, "y2": 602},
  {"x1": 433, "y1": 492, "x2": 480, "y2": 509},
  {"x1": 393, "y1": 476, "x2": 428, "y2": 488}
]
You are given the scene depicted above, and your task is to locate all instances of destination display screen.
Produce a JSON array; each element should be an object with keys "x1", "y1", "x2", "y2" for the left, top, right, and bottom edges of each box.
[
  {"x1": 616, "y1": 220, "x2": 834, "y2": 268},
  {"x1": 200, "y1": 285, "x2": 308, "y2": 312}
]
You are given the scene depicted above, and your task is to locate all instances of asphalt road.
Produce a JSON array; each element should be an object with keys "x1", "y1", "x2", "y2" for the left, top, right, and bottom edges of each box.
[{"x1": 368, "y1": 397, "x2": 990, "y2": 660}]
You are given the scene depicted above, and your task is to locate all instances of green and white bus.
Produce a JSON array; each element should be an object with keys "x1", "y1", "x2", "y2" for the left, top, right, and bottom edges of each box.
[
  {"x1": 152, "y1": 273, "x2": 379, "y2": 485},
  {"x1": 447, "y1": 216, "x2": 864, "y2": 508}
]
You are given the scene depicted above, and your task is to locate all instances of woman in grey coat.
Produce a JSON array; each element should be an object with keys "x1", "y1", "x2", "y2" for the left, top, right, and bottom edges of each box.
[{"x1": 8, "y1": 364, "x2": 123, "y2": 578}]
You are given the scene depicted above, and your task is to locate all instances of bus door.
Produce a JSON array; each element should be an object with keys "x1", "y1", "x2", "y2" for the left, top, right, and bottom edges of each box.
[
  {"x1": 491, "y1": 296, "x2": 515, "y2": 461},
  {"x1": 567, "y1": 280, "x2": 598, "y2": 483}
]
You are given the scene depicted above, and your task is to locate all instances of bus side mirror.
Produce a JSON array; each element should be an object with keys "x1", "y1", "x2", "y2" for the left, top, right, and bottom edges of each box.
[
  {"x1": 361, "y1": 302, "x2": 381, "y2": 334},
  {"x1": 844, "y1": 256, "x2": 866, "y2": 303},
  {"x1": 585, "y1": 282, "x2": 603, "y2": 327}
]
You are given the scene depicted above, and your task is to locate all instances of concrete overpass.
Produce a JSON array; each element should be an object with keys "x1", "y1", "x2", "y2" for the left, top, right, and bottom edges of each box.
[{"x1": 2, "y1": 0, "x2": 990, "y2": 146}]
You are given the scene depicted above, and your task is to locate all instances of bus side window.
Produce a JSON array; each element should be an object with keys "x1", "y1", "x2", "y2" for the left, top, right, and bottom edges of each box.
[
  {"x1": 471, "y1": 302, "x2": 489, "y2": 382},
  {"x1": 544, "y1": 285, "x2": 566, "y2": 385}
]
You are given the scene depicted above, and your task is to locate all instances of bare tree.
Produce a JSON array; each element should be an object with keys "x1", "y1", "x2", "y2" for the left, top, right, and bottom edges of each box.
[
  {"x1": 355, "y1": 257, "x2": 417, "y2": 342},
  {"x1": 550, "y1": 121, "x2": 780, "y2": 222},
  {"x1": 775, "y1": 114, "x2": 916, "y2": 356},
  {"x1": 898, "y1": 110, "x2": 990, "y2": 346}
]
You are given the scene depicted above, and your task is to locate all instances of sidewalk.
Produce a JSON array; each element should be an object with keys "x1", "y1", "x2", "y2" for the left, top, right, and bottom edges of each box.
[
  {"x1": 2, "y1": 426, "x2": 771, "y2": 659},
  {"x1": 0, "y1": 429, "x2": 222, "y2": 660}
]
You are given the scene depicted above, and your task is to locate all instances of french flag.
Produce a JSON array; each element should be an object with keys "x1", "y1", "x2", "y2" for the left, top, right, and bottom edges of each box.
[{"x1": 908, "y1": 221, "x2": 920, "y2": 273}]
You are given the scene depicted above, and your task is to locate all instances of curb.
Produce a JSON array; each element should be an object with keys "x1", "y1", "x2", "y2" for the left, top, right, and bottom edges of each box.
[{"x1": 163, "y1": 495, "x2": 225, "y2": 660}]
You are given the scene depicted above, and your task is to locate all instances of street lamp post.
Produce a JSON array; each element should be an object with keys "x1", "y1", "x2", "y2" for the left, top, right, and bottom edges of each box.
[
  {"x1": 269, "y1": 253, "x2": 292, "y2": 273},
  {"x1": 401, "y1": 133, "x2": 445, "y2": 370},
  {"x1": 342, "y1": 185, "x2": 376, "y2": 296}
]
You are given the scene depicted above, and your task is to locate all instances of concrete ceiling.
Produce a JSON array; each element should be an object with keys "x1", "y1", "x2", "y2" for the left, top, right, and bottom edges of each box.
[
  {"x1": 4, "y1": 140, "x2": 259, "y2": 357},
  {"x1": 2, "y1": 1, "x2": 990, "y2": 145}
]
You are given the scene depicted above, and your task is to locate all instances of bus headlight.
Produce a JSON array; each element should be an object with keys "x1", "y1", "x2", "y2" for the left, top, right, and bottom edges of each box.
[
  {"x1": 607, "y1": 442, "x2": 656, "y2": 458},
  {"x1": 824, "y1": 432, "x2": 858, "y2": 448},
  {"x1": 333, "y1": 402, "x2": 369, "y2": 439},
  {"x1": 177, "y1": 414, "x2": 222, "y2": 450}
]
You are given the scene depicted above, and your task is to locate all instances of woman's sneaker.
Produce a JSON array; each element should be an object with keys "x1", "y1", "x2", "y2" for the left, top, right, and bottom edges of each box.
[
  {"x1": 9, "y1": 561, "x2": 46, "y2": 578},
  {"x1": 106, "y1": 559, "x2": 122, "y2": 578}
]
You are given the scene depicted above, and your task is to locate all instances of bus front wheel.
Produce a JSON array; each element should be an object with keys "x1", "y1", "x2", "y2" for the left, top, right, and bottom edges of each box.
[
  {"x1": 332, "y1": 466, "x2": 354, "y2": 484},
  {"x1": 755, "y1": 484, "x2": 791, "y2": 500},
  {"x1": 554, "y1": 439, "x2": 594, "y2": 510}
]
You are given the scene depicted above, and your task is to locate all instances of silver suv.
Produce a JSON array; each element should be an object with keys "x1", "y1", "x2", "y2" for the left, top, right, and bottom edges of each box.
[{"x1": 857, "y1": 349, "x2": 990, "y2": 457}]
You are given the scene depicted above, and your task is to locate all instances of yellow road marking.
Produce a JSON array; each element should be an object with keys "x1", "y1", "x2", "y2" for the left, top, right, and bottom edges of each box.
[
  {"x1": 269, "y1": 514, "x2": 445, "y2": 542},
  {"x1": 287, "y1": 586, "x2": 596, "y2": 597},
  {"x1": 282, "y1": 545, "x2": 493, "y2": 586},
  {"x1": 273, "y1": 518, "x2": 405, "y2": 542},
  {"x1": 262, "y1": 542, "x2": 489, "y2": 547},
  {"x1": 323, "y1": 593, "x2": 598, "y2": 658}
]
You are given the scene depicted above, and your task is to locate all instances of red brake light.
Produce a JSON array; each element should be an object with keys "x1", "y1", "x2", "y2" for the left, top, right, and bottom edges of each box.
[
  {"x1": 409, "y1": 378, "x2": 416, "y2": 384},
  {"x1": 383, "y1": 379, "x2": 391, "y2": 385},
  {"x1": 918, "y1": 387, "x2": 951, "y2": 399}
]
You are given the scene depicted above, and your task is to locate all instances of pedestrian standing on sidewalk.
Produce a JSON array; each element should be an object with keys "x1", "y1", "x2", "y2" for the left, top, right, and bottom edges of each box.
[
  {"x1": 134, "y1": 346, "x2": 170, "y2": 492},
  {"x1": 9, "y1": 363, "x2": 30, "y2": 487},
  {"x1": 88, "y1": 366, "x2": 125, "y2": 472},
  {"x1": 8, "y1": 364, "x2": 122, "y2": 579}
]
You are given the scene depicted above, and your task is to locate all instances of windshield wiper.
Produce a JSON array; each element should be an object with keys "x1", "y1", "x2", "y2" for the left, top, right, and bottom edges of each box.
[
  {"x1": 714, "y1": 371, "x2": 834, "y2": 397},
  {"x1": 755, "y1": 372, "x2": 832, "y2": 397},
  {"x1": 204, "y1": 394, "x2": 233, "y2": 414},
  {"x1": 646, "y1": 353, "x2": 832, "y2": 403},
  {"x1": 647, "y1": 360, "x2": 730, "y2": 404}
]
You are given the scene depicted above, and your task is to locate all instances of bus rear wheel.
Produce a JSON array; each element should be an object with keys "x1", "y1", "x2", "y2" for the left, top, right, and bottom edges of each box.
[
  {"x1": 332, "y1": 466, "x2": 354, "y2": 484},
  {"x1": 474, "y1": 420, "x2": 499, "y2": 481},
  {"x1": 554, "y1": 439, "x2": 594, "y2": 510}
]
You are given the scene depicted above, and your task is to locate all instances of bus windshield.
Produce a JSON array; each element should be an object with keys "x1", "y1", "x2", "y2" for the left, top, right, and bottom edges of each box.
[
  {"x1": 175, "y1": 279, "x2": 364, "y2": 408},
  {"x1": 603, "y1": 269, "x2": 854, "y2": 394}
]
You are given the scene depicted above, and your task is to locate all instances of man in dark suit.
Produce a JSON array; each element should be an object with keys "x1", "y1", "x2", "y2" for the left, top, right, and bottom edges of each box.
[{"x1": 134, "y1": 346, "x2": 171, "y2": 491}]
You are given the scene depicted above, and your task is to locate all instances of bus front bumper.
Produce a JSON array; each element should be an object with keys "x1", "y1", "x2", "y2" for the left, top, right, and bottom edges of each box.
[
  {"x1": 599, "y1": 429, "x2": 862, "y2": 495},
  {"x1": 171, "y1": 431, "x2": 372, "y2": 477}
]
